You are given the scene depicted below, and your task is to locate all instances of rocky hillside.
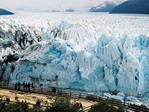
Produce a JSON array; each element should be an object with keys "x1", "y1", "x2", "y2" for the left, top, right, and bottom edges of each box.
[
  {"x1": 90, "y1": 2, "x2": 117, "y2": 12},
  {"x1": 0, "y1": 8, "x2": 14, "y2": 15},
  {"x1": 110, "y1": 0, "x2": 149, "y2": 14}
]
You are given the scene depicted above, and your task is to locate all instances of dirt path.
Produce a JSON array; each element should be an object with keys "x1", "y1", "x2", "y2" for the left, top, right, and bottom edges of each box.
[{"x1": 0, "y1": 89, "x2": 97, "y2": 108}]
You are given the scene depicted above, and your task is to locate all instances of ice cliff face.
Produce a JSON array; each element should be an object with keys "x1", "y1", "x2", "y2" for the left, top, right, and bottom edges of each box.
[{"x1": 0, "y1": 13, "x2": 148, "y2": 96}]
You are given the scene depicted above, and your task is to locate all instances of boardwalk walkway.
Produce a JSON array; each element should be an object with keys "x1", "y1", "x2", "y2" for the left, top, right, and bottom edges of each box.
[{"x1": 0, "y1": 82, "x2": 149, "y2": 112}]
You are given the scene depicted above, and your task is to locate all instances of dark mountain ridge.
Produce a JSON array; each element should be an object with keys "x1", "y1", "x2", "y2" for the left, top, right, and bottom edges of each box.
[
  {"x1": 0, "y1": 8, "x2": 14, "y2": 15},
  {"x1": 110, "y1": 0, "x2": 149, "y2": 14},
  {"x1": 90, "y1": 2, "x2": 117, "y2": 12}
]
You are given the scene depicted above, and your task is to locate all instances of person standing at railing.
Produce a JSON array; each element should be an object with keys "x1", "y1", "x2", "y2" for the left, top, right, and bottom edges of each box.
[
  {"x1": 28, "y1": 82, "x2": 31, "y2": 92},
  {"x1": 15, "y1": 82, "x2": 18, "y2": 90},
  {"x1": 31, "y1": 83, "x2": 35, "y2": 92},
  {"x1": 22, "y1": 81, "x2": 25, "y2": 91},
  {"x1": 55, "y1": 75, "x2": 58, "y2": 87},
  {"x1": 24, "y1": 83, "x2": 27, "y2": 91},
  {"x1": 18, "y1": 82, "x2": 21, "y2": 91},
  {"x1": 52, "y1": 87, "x2": 56, "y2": 95},
  {"x1": 57, "y1": 89, "x2": 62, "y2": 95}
]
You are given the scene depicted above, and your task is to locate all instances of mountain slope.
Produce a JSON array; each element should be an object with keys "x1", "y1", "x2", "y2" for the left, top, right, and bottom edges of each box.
[
  {"x1": 90, "y1": 2, "x2": 117, "y2": 12},
  {"x1": 110, "y1": 0, "x2": 149, "y2": 14},
  {"x1": 65, "y1": 9, "x2": 75, "y2": 12},
  {"x1": 0, "y1": 8, "x2": 14, "y2": 15}
]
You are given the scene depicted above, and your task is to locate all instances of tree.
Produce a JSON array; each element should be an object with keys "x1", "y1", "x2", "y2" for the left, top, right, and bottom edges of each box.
[
  {"x1": 46, "y1": 97, "x2": 83, "y2": 112},
  {"x1": 89, "y1": 102, "x2": 125, "y2": 112}
]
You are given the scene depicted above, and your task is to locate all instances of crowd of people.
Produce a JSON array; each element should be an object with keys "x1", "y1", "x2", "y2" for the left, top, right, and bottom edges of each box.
[
  {"x1": 15, "y1": 81, "x2": 34, "y2": 92},
  {"x1": 14, "y1": 75, "x2": 59, "y2": 94},
  {"x1": 14, "y1": 82, "x2": 59, "y2": 96}
]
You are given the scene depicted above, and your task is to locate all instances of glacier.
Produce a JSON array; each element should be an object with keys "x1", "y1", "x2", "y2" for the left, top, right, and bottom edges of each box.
[{"x1": 0, "y1": 13, "x2": 149, "y2": 103}]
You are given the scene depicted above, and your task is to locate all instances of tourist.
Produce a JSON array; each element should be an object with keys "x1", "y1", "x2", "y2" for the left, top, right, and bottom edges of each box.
[
  {"x1": 52, "y1": 87, "x2": 56, "y2": 95},
  {"x1": 31, "y1": 83, "x2": 35, "y2": 92},
  {"x1": 25, "y1": 83, "x2": 28, "y2": 91},
  {"x1": 27, "y1": 82, "x2": 31, "y2": 92},
  {"x1": 18, "y1": 82, "x2": 21, "y2": 91},
  {"x1": 22, "y1": 81, "x2": 25, "y2": 91},
  {"x1": 15, "y1": 82, "x2": 18, "y2": 90}
]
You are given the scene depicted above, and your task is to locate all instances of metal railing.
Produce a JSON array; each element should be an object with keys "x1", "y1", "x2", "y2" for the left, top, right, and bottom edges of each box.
[{"x1": 0, "y1": 82, "x2": 149, "y2": 112}]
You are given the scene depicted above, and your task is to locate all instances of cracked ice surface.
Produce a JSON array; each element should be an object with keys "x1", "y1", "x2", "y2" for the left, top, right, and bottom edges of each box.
[{"x1": 0, "y1": 13, "x2": 148, "y2": 96}]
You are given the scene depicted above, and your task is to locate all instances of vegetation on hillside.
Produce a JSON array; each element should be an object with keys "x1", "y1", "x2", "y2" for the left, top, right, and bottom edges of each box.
[{"x1": 0, "y1": 95, "x2": 125, "y2": 112}]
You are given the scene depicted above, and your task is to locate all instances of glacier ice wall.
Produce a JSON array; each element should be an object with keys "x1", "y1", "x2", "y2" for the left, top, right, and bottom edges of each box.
[{"x1": 0, "y1": 13, "x2": 148, "y2": 95}]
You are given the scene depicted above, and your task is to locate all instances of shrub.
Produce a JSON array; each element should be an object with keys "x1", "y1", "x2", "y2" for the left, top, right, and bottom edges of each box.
[
  {"x1": 45, "y1": 97, "x2": 83, "y2": 112},
  {"x1": 0, "y1": 102, "x2": 28, "y2": 112},
  {"x1": 6, "y1": 97, "x2": 10, "y2": 103},
  {"x1": 88, "y1": 102, "x2": 125, "y2": 112},
  {"x1": 15, "y1": 96, "x2": 19, "y2": 101},
  {"x1": 86, "y1": 95, "x2": 99, "y2": 101},
  {"x1": 0, "y1": 95, "x2": 4, "y2": 102},
  {"x1": 28, "y1": 108, "x2": 44, "y2": 112},
  {"x1": 0, "y1": 101, "x2": 44, "y2": 112}
]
